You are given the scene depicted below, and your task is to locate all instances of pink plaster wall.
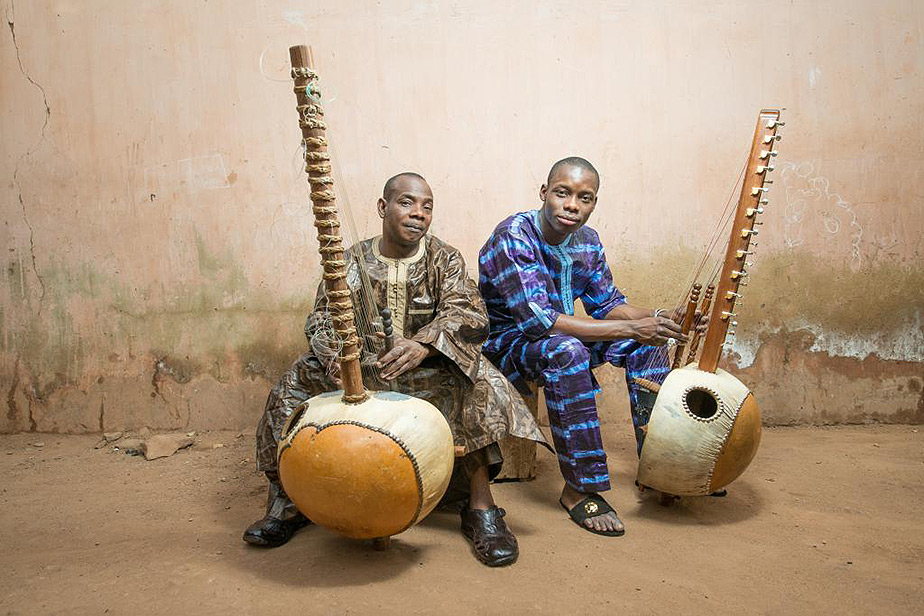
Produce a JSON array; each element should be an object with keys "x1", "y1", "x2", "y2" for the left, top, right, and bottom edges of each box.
[{"x1": 2, "y1": 0, "x2": 922, "y2": 433}]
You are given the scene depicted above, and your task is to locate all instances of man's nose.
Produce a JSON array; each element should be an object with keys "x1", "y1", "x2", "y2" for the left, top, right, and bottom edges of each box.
[
  {"x1": 408, "y1": 203, "x2": 425, "y2": 218},
  {"x1": 563, "y1": 198, "x2": 579, "y2": 212}
]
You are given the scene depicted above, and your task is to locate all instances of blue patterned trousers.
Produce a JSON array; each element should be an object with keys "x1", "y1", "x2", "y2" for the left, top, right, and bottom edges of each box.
[{"x1": 486, "y1": 335, "x2": 670, "y2": 493}]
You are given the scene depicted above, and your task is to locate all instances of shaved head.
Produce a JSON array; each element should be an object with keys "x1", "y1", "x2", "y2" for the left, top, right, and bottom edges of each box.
[
  {"x1": 383, "y1": 172, "x2": 428, "y2": 201},
  {"x1": 546, "y1": 157, "x2": 600, "y2": 190}
]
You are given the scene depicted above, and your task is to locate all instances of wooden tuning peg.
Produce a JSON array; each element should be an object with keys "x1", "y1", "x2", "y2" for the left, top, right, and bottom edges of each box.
[{"x1": 380, "y1": 308, "x2": 395, "y2": 352}]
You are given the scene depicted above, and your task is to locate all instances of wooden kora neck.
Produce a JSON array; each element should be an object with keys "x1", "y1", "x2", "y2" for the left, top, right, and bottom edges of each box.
[
  {"x1": 698, "y1": 109, "x2": 783, "y2": 373},
  {"x1": 289, "y1": 45, "x2": 367, "y2": 403}
]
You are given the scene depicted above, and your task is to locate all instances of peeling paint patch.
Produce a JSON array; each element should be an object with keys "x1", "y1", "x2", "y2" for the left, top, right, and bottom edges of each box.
[
  {"x1": 153, "y1": 355, "x2": 197, "y2": 388},
  {"x1": 737, "y1": 329, "x2": 924, "y2": 425},
  {"x1": 731, "y1": 313, "x2": 924, "y2": 368}
]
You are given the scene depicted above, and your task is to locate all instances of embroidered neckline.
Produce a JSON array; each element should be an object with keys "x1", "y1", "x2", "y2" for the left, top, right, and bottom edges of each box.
[
  {"x1": 371, "y1": 235, "x2": 427, "y2": 337},
  {"x1": 529, "y1": 210, "x2": 575, "y2": 315},
  {"x1": 372, "y1": 235, "x2": 427, "y2": 265}
]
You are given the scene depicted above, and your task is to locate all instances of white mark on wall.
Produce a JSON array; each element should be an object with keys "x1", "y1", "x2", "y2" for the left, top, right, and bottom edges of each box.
[
  {"x1": 270, "y1": 200, "x2": 312, "y2": 247},
  {"x1": 731, "y1": 312, "x2": 924, "y2": 368},
  {"x1": 282, "y1": 11, "x2": 307, "y2": 29},
  {"x1": 144, "y1": 154, "x2": 231, "y2": 195},
  {"x1": 258, "y1": 12, "x2": 337, "y2": 101},
  {"x1": 257, "y1": 11, "x2": 308, "y2": 84},
  {"x1": 259, "y1": 44, "x2": 292, "y2": 84},
  {"x1": 808, "y1": 66, "x2": 822, "y2": 88},
  {"x1": 779, "y1": 161, "x2": 864, "y2": 270},
  {"x1": 821, "y1": 210, "x2": 839, "y2": 234}
]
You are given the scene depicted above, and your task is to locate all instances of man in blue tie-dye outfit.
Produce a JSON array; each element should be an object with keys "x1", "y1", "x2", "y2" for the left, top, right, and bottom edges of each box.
[{"x1": 478, "y1": 157, "x2": 688, "y2": 537}]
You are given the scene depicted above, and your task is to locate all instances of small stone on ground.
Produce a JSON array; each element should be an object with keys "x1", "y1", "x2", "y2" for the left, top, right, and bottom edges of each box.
[{"x1": 142, "y1": 433, "x2": 195, "y2": 460}]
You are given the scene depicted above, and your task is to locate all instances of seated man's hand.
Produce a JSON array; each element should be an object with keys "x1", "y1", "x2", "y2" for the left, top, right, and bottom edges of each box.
[
  {"x1": 631, "y1": 316, "x2": 688, "y2": 346},
  {"x1": 327, "y1": 361, "x2": 343, "y2": 389},
  {"x1": 691, "y1": 309, "x2": 708, "y2": 334},
  {"x1": 375, "y1": 337, "x2": 431, "y2": 380},
  {"x1": 669, "y1": 306, "x2": 707, "y2": 334}
]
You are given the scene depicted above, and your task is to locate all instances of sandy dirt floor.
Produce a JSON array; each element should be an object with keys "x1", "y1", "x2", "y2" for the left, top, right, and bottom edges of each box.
[{"x1": 1, "y1": 423, "x2": 922, "y2": 615}]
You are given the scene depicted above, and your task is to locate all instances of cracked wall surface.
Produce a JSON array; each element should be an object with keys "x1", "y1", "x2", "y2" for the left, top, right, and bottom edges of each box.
[
  {"x1": 1, "y1": 1, "x2": 922, "y2": 433},
  {"x1": 7, "y1": 0, "x2": 49, "y2": 312}
]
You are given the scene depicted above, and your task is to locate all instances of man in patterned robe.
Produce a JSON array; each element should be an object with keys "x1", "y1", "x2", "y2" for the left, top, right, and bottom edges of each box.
[
  {"x1": 478, "y1": 157, "x2": 688, "y2": 538},
  {"x1": 244, "y1": 172, "x2": 547, "y2": 567}
]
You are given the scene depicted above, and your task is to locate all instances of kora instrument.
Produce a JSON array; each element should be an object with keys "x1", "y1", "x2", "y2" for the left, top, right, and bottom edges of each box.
[
  {"x1": 279, "y1": 390, "x2": 454, "y2": 539},
  {"x1": 277, "y1": 45, "x2": 454, "y2": 540},
  {"x1": 637, "y1": 110, "x2": 784, "y2": 496}
]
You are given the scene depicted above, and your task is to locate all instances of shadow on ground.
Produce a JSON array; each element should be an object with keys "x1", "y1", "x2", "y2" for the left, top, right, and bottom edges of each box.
[
  {"x1": 214, "y1": 478, "x2": 477, "y2": 586},
  {"x1": 511, "y1": 442, "x2": 764, "y2": 527},
  {"x1": 632, "y1": 479, "x2": 764, "y2": 526}
]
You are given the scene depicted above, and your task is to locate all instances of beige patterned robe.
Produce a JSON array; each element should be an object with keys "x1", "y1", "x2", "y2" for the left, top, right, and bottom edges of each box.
[{"x1": 256, "y1": 234, "x2": 549, "y2": 477}]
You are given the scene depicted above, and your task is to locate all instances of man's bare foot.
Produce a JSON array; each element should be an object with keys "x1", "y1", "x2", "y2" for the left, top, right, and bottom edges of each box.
[{"x1": 560, "y1": 484, "x2": 625, "y2": 535}]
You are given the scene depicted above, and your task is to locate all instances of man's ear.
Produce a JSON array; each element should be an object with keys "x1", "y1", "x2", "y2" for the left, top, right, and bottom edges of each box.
[
  {"x1": 538, "y1": 183, "x2": 548, "y2": 203},
  {"x1": 377, "y1": 197, "x2": 386, "y2": 218}
]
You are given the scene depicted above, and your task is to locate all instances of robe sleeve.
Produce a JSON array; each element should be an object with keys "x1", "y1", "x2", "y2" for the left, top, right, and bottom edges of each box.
[
  {"x1": 411, "y1": 246, "x2": 489, "y2": 382},
  {"x1": 579, "y1": 237, "x2": 627, "y2": 319},
  {"x1": 479, "y1": 229, "x2": 558, "y2": 339}
]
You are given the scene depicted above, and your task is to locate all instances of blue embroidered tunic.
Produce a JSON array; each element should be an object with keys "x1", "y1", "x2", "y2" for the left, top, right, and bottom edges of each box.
[
  {"x1": 478, "y1": 210, "x2": 665, "y2": 492},
  {"x1": 478, "y1": 209, "x2": 627, "y2": 357}
]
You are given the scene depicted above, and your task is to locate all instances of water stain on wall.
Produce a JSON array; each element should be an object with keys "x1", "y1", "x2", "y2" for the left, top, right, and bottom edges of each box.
[
  {"x1": 3, "y1": 232, "x2": 921, "y2": 433},
  {"x1": 1, "y1": 239, "x2": 315, "y2": 433}
]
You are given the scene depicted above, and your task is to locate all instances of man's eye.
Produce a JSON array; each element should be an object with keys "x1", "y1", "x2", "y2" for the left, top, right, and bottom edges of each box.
[
  {"x1": 555, "y1": 190, "x2": 567, "y2": 197},
  {"x1": 582, "y1": 196, "x2": 593, "y2": 202}
]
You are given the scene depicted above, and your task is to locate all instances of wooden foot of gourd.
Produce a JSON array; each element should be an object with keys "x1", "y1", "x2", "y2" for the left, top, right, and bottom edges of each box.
[
  {"x1": 658, "y1": 492, "x2": 680, "y2": 507},
  {"x1": 372, "y1": 536, "x2": 391, "y2": 551}
]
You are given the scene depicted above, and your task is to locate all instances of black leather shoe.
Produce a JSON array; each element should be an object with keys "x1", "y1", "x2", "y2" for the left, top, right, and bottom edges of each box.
[
  {"x1": 460, "y1": 506, "x2": 519, "y2": 567},
  {"x1": 242, "y1": 513, "x2": 311, "y2": 547}
]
